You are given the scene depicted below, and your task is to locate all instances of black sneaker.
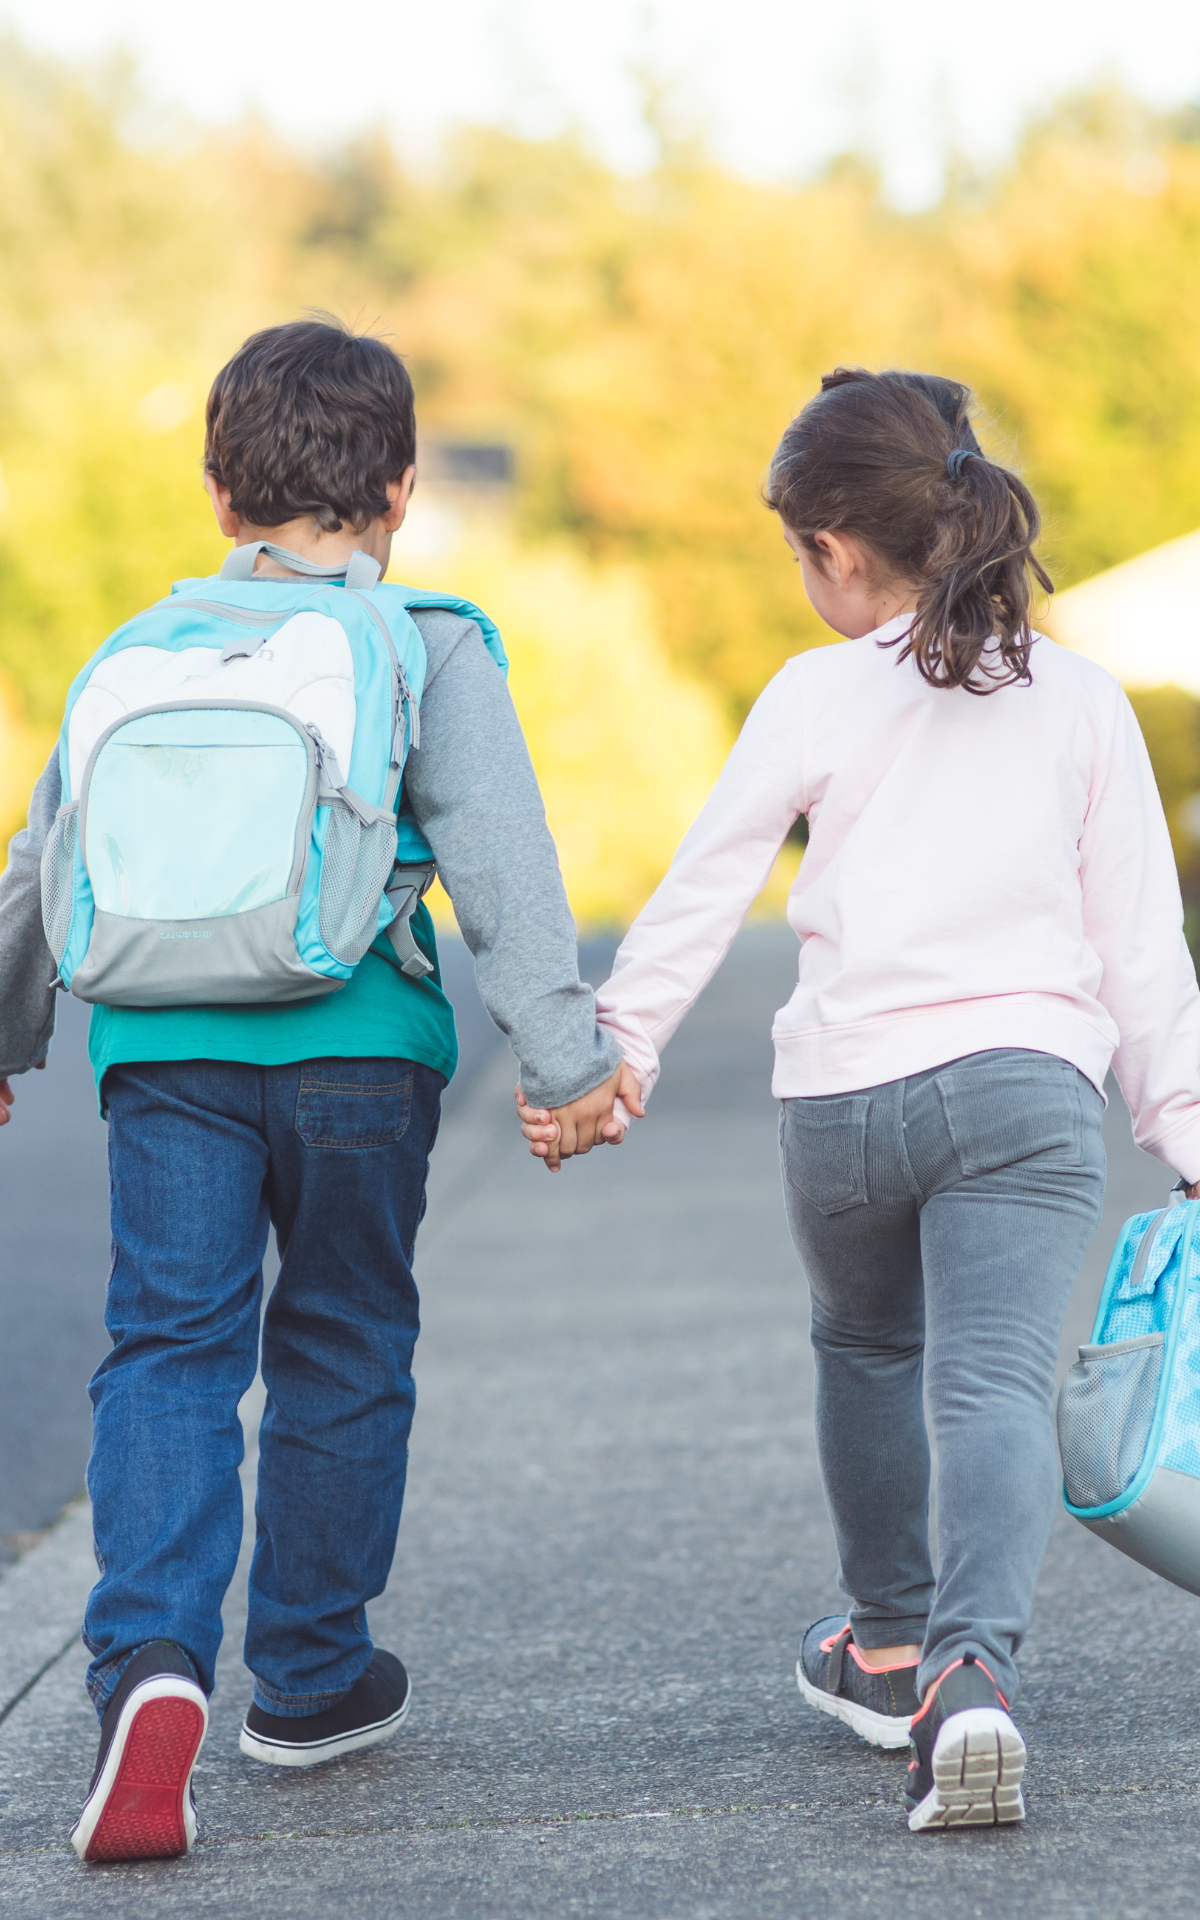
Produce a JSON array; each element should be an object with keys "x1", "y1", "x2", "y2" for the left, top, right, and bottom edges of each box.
[
  {"x1": 71, "y1": 1641, "x2": 208, "y2": 1863},
  {"x1": 239, "y1": 1649, "x2": 411, "y2": 1767},
  {"x1": 905, "y1": 1652, "x2": 1026, "y2": 1832},
  {"x1": 797, "y1": 1615, "x2": 919, "y2": 1749}
]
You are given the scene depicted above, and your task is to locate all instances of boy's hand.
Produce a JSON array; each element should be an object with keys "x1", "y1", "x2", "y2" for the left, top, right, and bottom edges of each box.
[
  {"x1": 0, "y1": 1058, "x2": 46, "y2": 1130},
  {"x1": 516, "y1": 1064, "x2": 645, "y2": 1173}
]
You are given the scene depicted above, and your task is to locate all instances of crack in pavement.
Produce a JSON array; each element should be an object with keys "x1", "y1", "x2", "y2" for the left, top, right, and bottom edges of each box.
[
  {"x1": 0, "y1": 1633, "x2": 79, "y2": 1732},
  {"x1": 5, "y1": 1778, "x2": 1200, "y2": 1861}
]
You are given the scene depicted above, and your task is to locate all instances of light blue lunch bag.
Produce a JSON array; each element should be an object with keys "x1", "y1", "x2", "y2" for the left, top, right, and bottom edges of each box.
[{"x1": 1057, "y1": 1198, "x2": 1200, "y2": 1593}]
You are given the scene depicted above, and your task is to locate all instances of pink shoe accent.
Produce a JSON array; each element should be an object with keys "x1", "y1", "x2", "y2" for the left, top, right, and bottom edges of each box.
[
  {"x1": 910, "y1": 1655, "x2": 1009, "y2": 1727},
  {"x1": 847, "y1": 1641, "x2": 919, "y2": 1676}
]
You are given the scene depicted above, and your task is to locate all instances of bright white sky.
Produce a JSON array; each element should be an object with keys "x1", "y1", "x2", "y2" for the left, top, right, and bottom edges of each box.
[{"x1": 3, "y1": 0, "x2": 1200, "y2": 208}]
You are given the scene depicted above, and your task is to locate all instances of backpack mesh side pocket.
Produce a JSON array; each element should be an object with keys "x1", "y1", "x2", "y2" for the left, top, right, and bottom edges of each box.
[
  {"x1": 40, "y1": 801, "x2": 79, "y2": 965},
  {"x1": 317, "y1": 801, "x2": 398, "y2": 968},
  {"x1": 1057, "y1": 1332, "x2": 1165, "y2": 1510}
]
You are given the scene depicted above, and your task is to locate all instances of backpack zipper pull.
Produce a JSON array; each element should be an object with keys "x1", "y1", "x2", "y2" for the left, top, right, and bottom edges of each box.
[
  {"x1": 305, "y1": 723, "x2": 347, "y2": 800},
  {"x1": 306, "y1": 722, "x2": 390, "y2": 827}
]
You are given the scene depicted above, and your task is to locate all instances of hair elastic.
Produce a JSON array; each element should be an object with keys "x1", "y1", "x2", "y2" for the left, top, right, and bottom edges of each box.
[{"x1": 946, "y1": 448, "x2": 982, "y2": 479}]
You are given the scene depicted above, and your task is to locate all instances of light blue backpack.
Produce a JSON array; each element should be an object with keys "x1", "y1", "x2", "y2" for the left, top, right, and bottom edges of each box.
[
  {"x1": 1057, "y1": 1198, "x2": 1200, "y2": 1593},
  {"x1": 40, "y1": 542, "x2": 505, "y2": 1007}
]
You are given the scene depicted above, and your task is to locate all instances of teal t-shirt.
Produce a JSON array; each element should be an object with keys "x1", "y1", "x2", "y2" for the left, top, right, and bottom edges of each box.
[{"x1": 87, "y1": 902, "x2": 458, "y2": 1104}]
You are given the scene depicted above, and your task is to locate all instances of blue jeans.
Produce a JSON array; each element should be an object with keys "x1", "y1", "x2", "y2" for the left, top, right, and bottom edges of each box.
[
  {"x1": 84, "y1": 1056, "x2": 443, "y2": 1718},
  {"x1": 780, "y1": 1049, "x2": 1106, "y2": 1704}
]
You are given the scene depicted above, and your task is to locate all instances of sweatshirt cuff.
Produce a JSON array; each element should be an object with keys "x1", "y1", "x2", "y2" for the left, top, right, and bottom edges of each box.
[
  {"x1": 520, "y1": 1027, "x2": 622, "y2": 1110},
  {"x1": 595, "y1": 1009, "x2": 659, "y2": 1108}
]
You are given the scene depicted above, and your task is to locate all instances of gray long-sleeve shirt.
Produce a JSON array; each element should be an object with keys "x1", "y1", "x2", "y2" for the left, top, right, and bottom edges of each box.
[{"x1": 0, "y1": 607, "x2": 620, "y2": 1107}]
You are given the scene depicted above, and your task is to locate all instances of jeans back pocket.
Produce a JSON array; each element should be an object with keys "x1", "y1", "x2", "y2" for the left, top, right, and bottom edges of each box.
[
  {"x1": 780, "y1": 1095, "x2": 869, "y2": 1215},
  {"x1": 295, "y1": 1059, "x2": 414, "y2": 1150},
  {"x1": 935, "y1": 1051, "x2": 1086, "y2": 1179}
]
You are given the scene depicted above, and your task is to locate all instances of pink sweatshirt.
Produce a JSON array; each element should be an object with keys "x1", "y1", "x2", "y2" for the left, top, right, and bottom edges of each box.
[{"x1": 596, "y1": 617, "x2": 1200, "y2": 1181}]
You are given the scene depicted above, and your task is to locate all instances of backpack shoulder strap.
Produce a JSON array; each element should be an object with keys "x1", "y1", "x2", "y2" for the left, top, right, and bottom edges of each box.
[{"x1": 394, "y1": 587, "x2": 508, "y2": 678}]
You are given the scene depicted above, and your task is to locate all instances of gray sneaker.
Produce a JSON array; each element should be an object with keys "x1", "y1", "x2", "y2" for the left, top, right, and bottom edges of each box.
[
  {"x1": 904, "y1": 1652, "x2": 1026, "y2": 1832},
  {"x1": 797, "y1": 1615, "x2": 919, "y2": 1749}
]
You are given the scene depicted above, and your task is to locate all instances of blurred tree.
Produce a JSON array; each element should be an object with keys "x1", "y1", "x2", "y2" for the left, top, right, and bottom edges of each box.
[{"x1": 5, "y1": 41, "x2": 1200, "y2": 919}]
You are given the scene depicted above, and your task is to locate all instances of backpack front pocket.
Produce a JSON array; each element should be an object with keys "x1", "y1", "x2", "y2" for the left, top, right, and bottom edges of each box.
[
  {"x1": 1057, "y1": 1332, "x2": 1165, "y2": 1510},
  {"x1": 80, "y1": 705, "x2": 314, "y2": 921}
]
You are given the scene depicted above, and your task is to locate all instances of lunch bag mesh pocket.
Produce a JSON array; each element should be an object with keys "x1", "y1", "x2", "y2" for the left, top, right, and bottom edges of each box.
[
  {"x1": 317, "y1": 803, "x2": 398, "y2": 967},
  {"x1": 40, "y1": 803, "x2": 79, "y2": 964},
  {"x1": 1057, "y1": 1333, "x2": 1165, "y2": 1509}
]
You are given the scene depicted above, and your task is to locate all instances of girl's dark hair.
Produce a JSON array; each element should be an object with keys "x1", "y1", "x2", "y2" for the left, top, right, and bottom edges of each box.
[
  {"x1": 205, "y1": 317, "x2": 416, "y2": 534},
  {"x1": 765, "y1": 367, "x2": 1053, "y2": 693}
]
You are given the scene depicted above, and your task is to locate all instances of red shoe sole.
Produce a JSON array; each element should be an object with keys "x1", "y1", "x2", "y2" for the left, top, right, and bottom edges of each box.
[{"x1": 84, "y1": 1696, "x2": 206, "y2": 1862}]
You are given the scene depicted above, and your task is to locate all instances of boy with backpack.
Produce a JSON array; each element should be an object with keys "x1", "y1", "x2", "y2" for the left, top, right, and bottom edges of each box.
[{"x1": 0, "y1": 318, "x2": 635, "y2": 1862}]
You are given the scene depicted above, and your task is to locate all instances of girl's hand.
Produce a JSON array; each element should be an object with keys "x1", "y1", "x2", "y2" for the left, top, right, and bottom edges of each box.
[{"x1": 515, "y1": 1064, "x2": 645, "y2": 1172}]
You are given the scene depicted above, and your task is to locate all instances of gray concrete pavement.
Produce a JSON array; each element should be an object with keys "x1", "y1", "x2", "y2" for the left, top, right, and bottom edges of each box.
[
  {"x1": 0, "y1": 994, "x2": 111, "y2": 1556},
  {"x1": 2, "y1": 925, "x2": 1198, "y2": 1916}
]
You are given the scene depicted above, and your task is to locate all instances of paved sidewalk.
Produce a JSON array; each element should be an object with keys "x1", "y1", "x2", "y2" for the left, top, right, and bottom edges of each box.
[{"x1": 2, "y1": 926, "x2": 1199, "y2": 1917}]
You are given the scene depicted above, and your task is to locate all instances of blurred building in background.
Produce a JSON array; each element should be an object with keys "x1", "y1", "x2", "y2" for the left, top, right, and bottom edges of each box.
[{"x1": 1050, "y1": 529, "x2": 1200, "y2": 694}]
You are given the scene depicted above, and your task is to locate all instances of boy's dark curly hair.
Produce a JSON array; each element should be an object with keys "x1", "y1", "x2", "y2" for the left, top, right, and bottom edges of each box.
[{"x1": 205, "y1": 316, "x2": 416, "y2": 534}]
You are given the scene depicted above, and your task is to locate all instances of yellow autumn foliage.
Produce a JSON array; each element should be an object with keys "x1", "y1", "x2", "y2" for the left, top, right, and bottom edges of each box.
[
  {"x1": 5, "y1": 45, "x2": 1200, "y2": 926},
  {"x1": 401, "y1": 537, "x2": 732, "y2": 929}
]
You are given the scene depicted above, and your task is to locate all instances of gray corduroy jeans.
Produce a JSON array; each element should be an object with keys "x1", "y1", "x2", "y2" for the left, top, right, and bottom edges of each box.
[{"x1": 780, "y1": 1048, "x2": 1106, "y2": 1704}]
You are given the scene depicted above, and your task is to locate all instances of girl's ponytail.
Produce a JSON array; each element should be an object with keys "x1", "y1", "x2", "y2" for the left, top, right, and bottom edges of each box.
[{"x1": 766, "y1": 367, "x2": 1053, "y2": 694}]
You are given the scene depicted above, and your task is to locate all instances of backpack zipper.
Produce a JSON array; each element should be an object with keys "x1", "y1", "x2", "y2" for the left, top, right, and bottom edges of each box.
[
  {"x1": 176, "y1": 591, "x2": 419, "y2": 776},
  {"x1": 171, "y1": 600, "x2": 287, "y2": 626},
  {"x1": 349, "y1": 590, "x2": 419, "y2": 759}
]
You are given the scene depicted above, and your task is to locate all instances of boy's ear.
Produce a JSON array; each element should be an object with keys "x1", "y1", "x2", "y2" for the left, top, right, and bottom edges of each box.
[
  {"x1": 382, "y1": 467, "x2": 417, "y2": 533},
  {"x1": 204, "y1": 472, "x2": 240, "y2": 539}
]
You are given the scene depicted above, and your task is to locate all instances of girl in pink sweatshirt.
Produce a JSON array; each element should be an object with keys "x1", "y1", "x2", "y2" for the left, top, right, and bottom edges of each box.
[{"x1": 519, "y1": 367, "x2": 1200, "y2": 1833}]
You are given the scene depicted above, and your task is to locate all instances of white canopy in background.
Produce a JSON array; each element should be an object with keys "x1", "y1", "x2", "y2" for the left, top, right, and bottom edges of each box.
[{"x1": 1048, "y1": 528, "x2": 1200, "y2": 692}]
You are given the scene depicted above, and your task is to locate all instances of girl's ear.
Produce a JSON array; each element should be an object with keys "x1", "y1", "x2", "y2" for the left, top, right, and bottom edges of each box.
[
  {"x1": 813, "y1": 529, "x2": 849, "y2": 585},
  {"x1": 818, "y1": 529, "x2": 878, "y2": 589}
]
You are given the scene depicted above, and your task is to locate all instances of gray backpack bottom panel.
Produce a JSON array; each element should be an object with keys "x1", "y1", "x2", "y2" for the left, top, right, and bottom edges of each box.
[
  {"x1": 70, "y1": 902, "x2": 343, "y2": 1008},
  {"x1": 1083, "y1": 1465, "x2": 1200, "y2": 1596}
]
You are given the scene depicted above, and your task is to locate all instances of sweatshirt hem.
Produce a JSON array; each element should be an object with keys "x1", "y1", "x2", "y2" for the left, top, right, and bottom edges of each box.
[{"x1": 769, "y1": 998, "x2": 1117, "y2": 1104}]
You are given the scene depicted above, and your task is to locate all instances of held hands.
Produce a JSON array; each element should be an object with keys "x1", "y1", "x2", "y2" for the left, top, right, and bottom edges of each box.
[{"x1": 516, "y1": 1062, "x2": 646, "y2": 1173}]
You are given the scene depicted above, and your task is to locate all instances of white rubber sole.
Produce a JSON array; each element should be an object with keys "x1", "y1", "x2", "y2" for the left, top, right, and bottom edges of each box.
[
  {"x1": 796, "y1": 1659, "x2": 913, "y2": 1750},
  {"x1": 71, "y1": 1676, "x2": 209, "y2": 1863},
  {"x1": 238, "y1": 1680, "x2": 411, "y2": 1768},
  {"x1": 907, "y1": 1708, "x2": 1026, "y2": 1832}
]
